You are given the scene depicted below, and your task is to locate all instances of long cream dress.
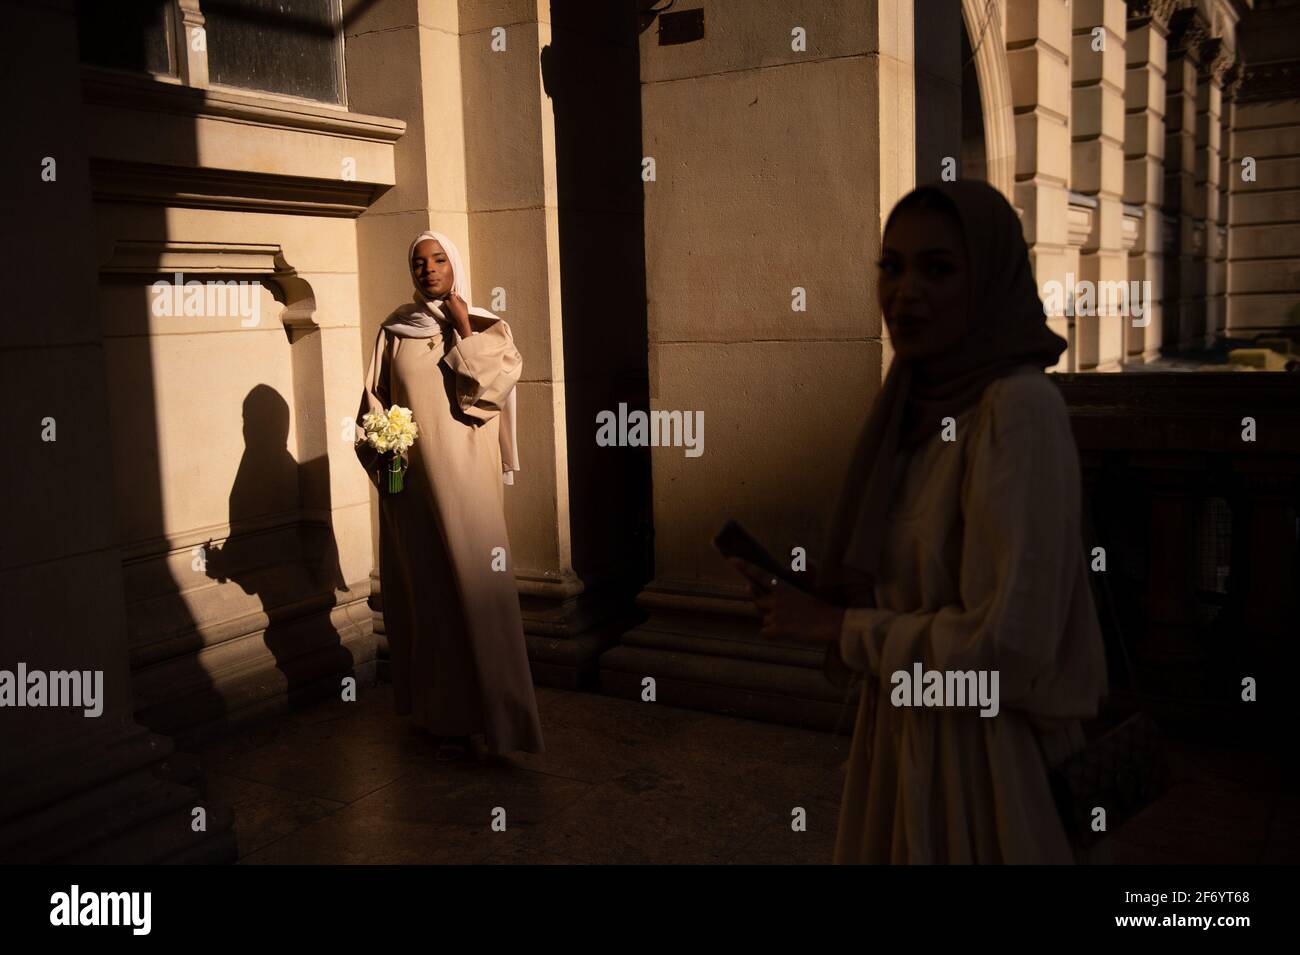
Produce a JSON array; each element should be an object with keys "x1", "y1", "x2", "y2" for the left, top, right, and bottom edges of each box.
[
  {"x1": 832, "y1": 366, "x2": 1107, "y2": 863},
  {"x1": 356, "y1": 314, "x2": 544, "y2": 755}
]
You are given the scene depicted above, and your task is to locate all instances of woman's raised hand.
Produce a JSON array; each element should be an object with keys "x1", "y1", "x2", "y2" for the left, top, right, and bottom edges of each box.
[
  {"x1": 728, "y1": 557, "x2": 846, "y2": 645},
  {"x1": 444, "y1": 292, "x2": 473, "y2": 339}
]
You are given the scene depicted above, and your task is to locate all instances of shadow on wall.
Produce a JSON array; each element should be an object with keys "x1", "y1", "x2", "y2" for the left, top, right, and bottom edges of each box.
[
  {"x1": 202, "y1": 385, "x2": 352, "y2": 711},
  {"x1": 80, "y1": 0, "x2": 372, "y2": 747}
]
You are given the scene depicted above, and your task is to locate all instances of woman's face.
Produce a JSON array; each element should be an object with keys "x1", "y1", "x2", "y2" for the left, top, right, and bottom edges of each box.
[
  {"x1": 877, "y1": 206, "x2": 971, "y2": 362},
  {"x1": 412, "y1": 239, "x2": 454, "y2": 299}
]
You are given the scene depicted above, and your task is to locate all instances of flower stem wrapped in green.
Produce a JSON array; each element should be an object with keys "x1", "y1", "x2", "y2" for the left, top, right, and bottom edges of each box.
[{"x1": 358, "y1": 404, "x2": 419, "y2": 493}]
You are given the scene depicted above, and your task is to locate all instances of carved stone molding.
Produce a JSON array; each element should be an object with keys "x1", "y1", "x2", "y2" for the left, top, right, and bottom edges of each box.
[
  {"x1": 99, "y1": 239, "x2": 318, "y2": 339},
  {"x1": 1126, "y1": 0, "x2": 1180, "y2": 31},
  {"x1": 1197, "y1": 37, "x2": 1236, "y2": 85},
  {"x1": 80, "y1": 67, "x2": 404, "y2": 217},
  {"x1": 1068, "y1": 192, "x2": 1097, "y2": 248},
  {"x1": 1167, "y1": 6, "x2": 1209, "y2": 62},
  {"x1": 81, "y1": 67, "x2": 403, "y2": 141},
  {"x1": 1235, "y1": 58, "x2": 1300, "y2": 103},
  {"x1": 1121, "y1": 207, "x2": 1143, "y2": 252},
  {"x1": 1221, "y1": 62, "x2": 1244, "y2": 100},
  {"x1": 88, "y1": 158, "x2": 382, "y2": 218}
]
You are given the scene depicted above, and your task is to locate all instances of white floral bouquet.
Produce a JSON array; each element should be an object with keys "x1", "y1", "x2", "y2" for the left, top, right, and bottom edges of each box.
[{"x1": 358, "y1": 404, "x2": 419, "y2": 493}]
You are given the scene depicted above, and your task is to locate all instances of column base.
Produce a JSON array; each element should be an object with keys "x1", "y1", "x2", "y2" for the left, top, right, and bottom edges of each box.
[
  {"x1": 520, "y1": 573, "x2": 639, "y2": 689},
  {"x1": 598, "y1": 580, "x2": 855, "y2": 732}
]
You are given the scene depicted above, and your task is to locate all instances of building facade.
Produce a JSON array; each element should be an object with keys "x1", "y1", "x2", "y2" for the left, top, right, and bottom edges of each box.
[{"x1": 2, "y1": 0, "x2": 1297, "y2": 861}]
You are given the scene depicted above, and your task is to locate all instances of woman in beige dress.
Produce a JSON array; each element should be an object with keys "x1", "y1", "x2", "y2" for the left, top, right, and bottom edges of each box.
[
  {"x1": 356, "y1": 230, "x2": 544, "y2": 759},
  {"x1": 732, "y1": 181, "x2": 1107, "y2": 862}
]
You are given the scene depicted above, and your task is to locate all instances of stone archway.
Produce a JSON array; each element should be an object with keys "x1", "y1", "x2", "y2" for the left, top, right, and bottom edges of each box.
[{"x1": 960, "y1": 0, "x2": 1017, "y2": 200}]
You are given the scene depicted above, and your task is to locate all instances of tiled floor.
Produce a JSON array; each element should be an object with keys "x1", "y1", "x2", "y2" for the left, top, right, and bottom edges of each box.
[{"x1": 193, "y1": 683, "x2": 1296, "y2": 864}]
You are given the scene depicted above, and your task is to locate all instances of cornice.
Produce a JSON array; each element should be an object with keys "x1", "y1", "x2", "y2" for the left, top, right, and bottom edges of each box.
[
  {"x1": 81, "y1": 67, "x2": 405, "y2": 145},
  {"x1": 80, "y1": 68, "x2": 405, "y2": 217}
]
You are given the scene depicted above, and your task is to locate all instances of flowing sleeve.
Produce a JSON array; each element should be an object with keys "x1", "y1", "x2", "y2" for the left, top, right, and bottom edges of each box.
[
  {"x1": 500, "y1": 385, "x2": 520, "y2": 485},
  {"x1": 441, "y1": 316, "x2": 522, "y2": 423},
  {"x1": 354, "y1": 326, "x2": 390, "y2": 481},
  {"x1": 836, "y1": 375, "x2": 1105, "y2": 717}
]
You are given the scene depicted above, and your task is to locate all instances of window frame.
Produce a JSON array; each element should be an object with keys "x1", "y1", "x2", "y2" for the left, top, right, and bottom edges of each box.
[
  {"x1": 80, "y1": 0, "x2": 348, "y2": 108},
  {"x1": 197, "y1": 0, "x2": 347, "y2": 108}
]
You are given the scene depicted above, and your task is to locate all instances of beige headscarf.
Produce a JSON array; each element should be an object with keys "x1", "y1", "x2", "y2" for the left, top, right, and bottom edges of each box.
[
  {"x1": 817, "y1": 180, "x2": 1067, "y2": 604},
  {"x1": 382, "y1": 230, "x2": 520, "y2": 485}
]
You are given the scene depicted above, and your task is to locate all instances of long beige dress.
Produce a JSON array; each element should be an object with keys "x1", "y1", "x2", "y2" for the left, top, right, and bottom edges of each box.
[
  {"x1": 832, "y1": 366, "x2": 1107, "y2": 863},
  {"x1": 356, "y1": 315, "x2": 544, "y2": 755}
]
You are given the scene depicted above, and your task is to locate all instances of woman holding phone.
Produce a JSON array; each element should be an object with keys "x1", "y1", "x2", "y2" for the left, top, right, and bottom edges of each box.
[{"x1": 731, "y1": 180, "x2": 1106, "y2": 863}]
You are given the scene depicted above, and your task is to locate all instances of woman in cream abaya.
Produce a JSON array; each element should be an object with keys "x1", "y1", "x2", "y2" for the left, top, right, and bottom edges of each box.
[
  {"x1": 731, "y1": 181, "x2": 1107, "y2": 863},
  {"x1": 356, "y1": 230, "x2": 544, "y2": 760}
]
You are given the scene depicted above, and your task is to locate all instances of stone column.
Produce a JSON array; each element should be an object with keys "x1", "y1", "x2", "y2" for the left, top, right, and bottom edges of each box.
[
  {"x1": 1195, "y1": 37, "x2": 1226, "y2": 347},
  {"x1": 1065, "y1": 192, "x2": 1093, "y2": 362},
  {"x1": 603, "y1": 0, "x2": 916, "y2": 728},
  {"x1": 1007, "y1": 0, "x2": 1075, "y2": 368},
  {"x1": 1211, "y1": 58, "x2": 1232, "y2": 343},
  {"x1": 1164, "y1": 6, "x2": 1206, "y2": 349},
  {"x1": 1123, "y1": 0, "x2": 1172, "y2": 362},
  {"x1": 1197, "y1": 35, "x2": 1234, "y2": 346},
  {"x1": 458, "y1": 4, "x2": 603, "y2": 676},
  {"x1": 1071, "y1": 0, "x2": 1129, "y2": 371}
]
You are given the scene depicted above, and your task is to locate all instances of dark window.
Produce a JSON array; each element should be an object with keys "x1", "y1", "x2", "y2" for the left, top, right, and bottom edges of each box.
[
  {"x1": 203, "y1": 0, "x2": 342, "y2": 103},
  {"x1": 76, "y1": 0, "x2": 172, "y2": 75}
]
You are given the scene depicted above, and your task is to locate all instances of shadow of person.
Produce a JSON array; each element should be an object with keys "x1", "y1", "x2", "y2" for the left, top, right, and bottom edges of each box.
[{"x1": 203, "y1": 385, "x2": 354, "y2": 712}]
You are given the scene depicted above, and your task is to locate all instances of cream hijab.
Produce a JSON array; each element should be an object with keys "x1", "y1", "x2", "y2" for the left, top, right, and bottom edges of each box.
[
  {"x1": 382, "y1": 230, "x2": 521, "y2": 485},
  {"x1": 817, "y1": 181, "x2": 1067, "y2": 603}
]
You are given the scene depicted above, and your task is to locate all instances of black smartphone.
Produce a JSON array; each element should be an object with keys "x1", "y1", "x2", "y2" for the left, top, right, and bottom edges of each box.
[{"x1": 713, "y1": 520, "x2": 801, "y2": 590}]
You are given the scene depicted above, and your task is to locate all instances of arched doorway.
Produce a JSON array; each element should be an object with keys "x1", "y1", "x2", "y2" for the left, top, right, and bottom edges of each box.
[
  {"x1": 960, "y1": 0, "x2": 1017, "y2": 199},
  {"x1": 961, "y1": 16, "x2": 988, "y2": 181},
  {"x1": 914, "y1": 0, "x2": 1016, "y2": 198}
]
